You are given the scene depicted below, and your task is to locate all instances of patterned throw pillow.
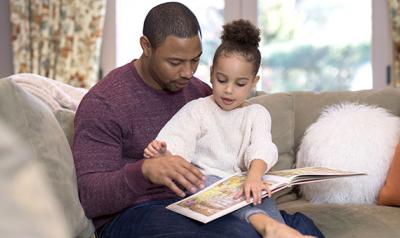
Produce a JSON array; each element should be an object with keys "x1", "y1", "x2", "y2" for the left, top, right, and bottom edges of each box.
[{"x1": 296, "y1": 102, "x2": 400, "y2": 204}]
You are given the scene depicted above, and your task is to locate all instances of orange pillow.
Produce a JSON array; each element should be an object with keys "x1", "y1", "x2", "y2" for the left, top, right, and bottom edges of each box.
[{"x1": 378, "y1": 142, "x2": 400, "y2": 206}]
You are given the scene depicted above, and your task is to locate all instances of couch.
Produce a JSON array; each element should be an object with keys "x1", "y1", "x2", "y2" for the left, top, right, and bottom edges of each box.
[
  {"x1": 249, "y1": 88, "x2": 400, "y2": 237},
  {"x1": 0, "y1": 76, "x2": 399, "y2": 238}
]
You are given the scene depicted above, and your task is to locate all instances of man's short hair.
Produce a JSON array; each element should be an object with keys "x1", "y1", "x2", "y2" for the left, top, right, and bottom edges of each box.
[{"x1": 143, "y1": 2, "x2": 202, "y2": 48}]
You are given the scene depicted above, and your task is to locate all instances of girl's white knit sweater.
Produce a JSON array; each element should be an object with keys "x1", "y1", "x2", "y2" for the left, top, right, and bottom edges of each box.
[{"x1": 157, "y1": 96, "x2": 278, "y2": 178}]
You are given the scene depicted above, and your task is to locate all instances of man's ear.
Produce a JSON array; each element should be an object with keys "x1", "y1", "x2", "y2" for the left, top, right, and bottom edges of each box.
[{"x1": 140, "y1": 36, "x2": 152, "y2": 57}]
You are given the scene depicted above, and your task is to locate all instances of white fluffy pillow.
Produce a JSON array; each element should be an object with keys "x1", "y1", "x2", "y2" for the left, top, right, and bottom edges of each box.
[{"x1": 297, "y1": 102, "x2": 400, "y2": 204}]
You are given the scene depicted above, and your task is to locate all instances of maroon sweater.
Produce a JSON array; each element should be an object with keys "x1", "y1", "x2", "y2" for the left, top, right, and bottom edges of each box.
[{"x1": 73, "y1": 62, "x2": 212, "y2": 229}]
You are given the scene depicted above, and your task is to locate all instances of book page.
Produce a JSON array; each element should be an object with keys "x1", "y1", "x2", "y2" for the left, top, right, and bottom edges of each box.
[
  {"x1": 262, "y1": 174, "x2": 291, "y2": 193},
  {"x1": 268, "y1": 167, "x2": 364, "y2": 178},
  {"x1": 167, "y1": 166, "x2": 365, "y2": 223},
  {"x1": 167, "y1": 174, "x2": 250, "y2": 223}
]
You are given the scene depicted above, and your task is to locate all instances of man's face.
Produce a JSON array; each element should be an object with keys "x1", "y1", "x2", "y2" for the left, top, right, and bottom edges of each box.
[{"x1": 148, "y1": 35, "x2": 202, "y2": 92}]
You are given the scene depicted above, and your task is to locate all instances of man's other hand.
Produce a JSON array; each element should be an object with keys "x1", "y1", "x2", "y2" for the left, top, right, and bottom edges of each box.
[{"x1": 141, "y1": 155, "x2": 205, "y2": 197}]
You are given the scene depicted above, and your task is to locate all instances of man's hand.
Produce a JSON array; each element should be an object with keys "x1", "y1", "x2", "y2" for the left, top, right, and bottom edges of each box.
[{"x1": 141, "y1": 155, "x2": 205, "y2": 197}]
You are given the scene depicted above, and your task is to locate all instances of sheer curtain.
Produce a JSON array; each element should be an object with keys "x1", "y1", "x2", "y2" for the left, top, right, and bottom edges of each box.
[
  {"x1": 10, "y1": 0, "x2": 106, "y2": 88},
  {"x1": 389, "y1": 0, "x2": 400, "y2": 87}
]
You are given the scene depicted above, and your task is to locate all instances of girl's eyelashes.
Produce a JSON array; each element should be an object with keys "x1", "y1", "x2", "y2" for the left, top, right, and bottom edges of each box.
[
  {"x1": 236, "y1": 80, "x2": 249, "y2": 87},
  {"x1": 217, "y1": 78, "x2": 227, "y2": 83},
  {"x1": 216, "y1": 78, "x2": 248, "y2": 87}
]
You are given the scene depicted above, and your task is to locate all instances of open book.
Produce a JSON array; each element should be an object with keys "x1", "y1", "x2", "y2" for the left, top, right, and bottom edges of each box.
[{"x1": 166, "y1": 166, "x2": 366, "y2": 223}]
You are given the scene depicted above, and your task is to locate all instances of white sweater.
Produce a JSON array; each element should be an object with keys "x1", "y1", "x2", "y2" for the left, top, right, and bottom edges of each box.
[{"x1": 157, "y1": 96, "x2": 278, "y2": 178}]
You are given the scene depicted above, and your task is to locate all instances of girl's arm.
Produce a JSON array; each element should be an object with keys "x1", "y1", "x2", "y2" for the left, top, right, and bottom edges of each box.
[
  {"x1": 156, "y1": 101, "x2": 202, "y2": 162},
  {"x1": 144, "y1": 140, "x2": 172, "y2": 159},
  {"x1": 244, "y1": 106, "x2": 278, "y2": 172},
  {"x1": 248, "y1": 159, "x2": 267, "y2": 179},
  {"x1": 237, "y1": 159, "x2": 272, "y2": 205}
]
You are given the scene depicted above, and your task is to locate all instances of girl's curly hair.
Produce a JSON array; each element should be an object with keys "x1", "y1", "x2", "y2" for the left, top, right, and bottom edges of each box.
[
  {"x1": 221, "y1": 19, "x2": 260, "y2": 47},
  {"x1": 213, "y1": 19, "x2": 261, "y2": 74}
]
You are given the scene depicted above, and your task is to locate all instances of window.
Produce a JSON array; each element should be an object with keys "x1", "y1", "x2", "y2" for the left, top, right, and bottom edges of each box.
[
  {"x1": 258, "y1": 0, "x2": 372, "y2": 92},
  {"x1": 108, "y1": 0, "x2": 389, "y2": 91}
]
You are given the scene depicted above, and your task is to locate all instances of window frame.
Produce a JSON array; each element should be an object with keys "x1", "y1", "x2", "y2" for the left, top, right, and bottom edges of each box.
[{"x1": 101, "y1": 0, "x2": 392, "y2": 89}]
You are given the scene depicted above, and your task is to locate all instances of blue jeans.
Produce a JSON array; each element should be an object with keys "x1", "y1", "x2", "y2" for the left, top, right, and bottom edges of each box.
[
  {"x1": 97, "y1": 198, "x2": 260, "y2": 238},
  {"x1": 97, "y1": 176, "x2": 324, "y2": 238},
  {"x1": 281, "y1": 211, "x2": 325, "y2": 238}
]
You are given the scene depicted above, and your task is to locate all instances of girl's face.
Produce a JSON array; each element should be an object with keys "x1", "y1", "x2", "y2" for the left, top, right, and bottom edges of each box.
[{"x1": 210, "y1": 54, "x2": 259, "y2": 111}]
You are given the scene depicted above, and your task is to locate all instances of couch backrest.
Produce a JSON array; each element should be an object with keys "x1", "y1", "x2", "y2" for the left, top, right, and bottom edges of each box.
[
  {"x1": 55, "y1": 108, "x2": 76, "y2": 147},
  {"x1": 292, "y1": 88, "x2": 400, "y2": 153},
  {"x1": 0, "y1": 78, "x2": 94, "y2": 238},
  {"x1": 0, "y1": 118, "x2": 72, "y2": 238},
  {"x1": 249, "y1": 87, "x2": 400, "y2": 202},
  {"x1": 249, "y1": 92, "x2": 295, "y2": 171}
]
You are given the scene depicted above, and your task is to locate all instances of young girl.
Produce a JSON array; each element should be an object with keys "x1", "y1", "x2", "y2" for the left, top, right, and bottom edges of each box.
[{"x1": 144, "y1": 19, "x2": 314, "y2": 238}]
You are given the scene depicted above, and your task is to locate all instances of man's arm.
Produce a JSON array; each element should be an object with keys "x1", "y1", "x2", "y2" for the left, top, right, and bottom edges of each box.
[
  {"x1": 73, "y1": 95, "x2": 153, "y2": 218},
  {"x1": 73, "y1": 96, "x2": 205, "y2": 219}
]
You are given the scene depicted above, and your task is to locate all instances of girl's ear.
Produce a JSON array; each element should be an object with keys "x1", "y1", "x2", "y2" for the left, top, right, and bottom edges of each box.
[
  {"x1": 252, "y1": 75, "x2": 260, "y2": 88},
  {"x1": 140, "y1": 36, "x2": 152, "y2": 57}
]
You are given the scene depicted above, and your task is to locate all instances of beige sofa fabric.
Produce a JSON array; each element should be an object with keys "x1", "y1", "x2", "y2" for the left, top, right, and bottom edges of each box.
[
  {"x1": 0, "y1": 119, "x2": 71, "y2": 238},
  {"x1": 280, "y1": 199, "x2": 400, "y2": 238},
  {"x1": 249, "y1": 93, "x2": 298, "y2": 203},
  {"x1": 250, "y1": 87, "x2": 400, "y2": 237},
  {"x1": 292, "y1": 88, "x2": 400, "y2": 151},
  {"x1": 249, "y1": 92, "x2": 295, "y2": 171},
  {"x1": 1, "y1": 74, "x2": 399, "y2": 238},
  {"x1": 55, "y1": 108, "x2": 76, "y2": 147},
  {"x1": 0, "y1": 78, "x2": 94, "y2": 238}
]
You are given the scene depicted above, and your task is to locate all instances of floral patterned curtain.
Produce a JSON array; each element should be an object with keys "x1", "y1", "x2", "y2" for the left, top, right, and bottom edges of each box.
[
  {"x1": 389, "y1": 0, "x2": 400, "y2": 87},
  {"x1": 10, "y1": 0, "x2": 106, "y2": 88}
]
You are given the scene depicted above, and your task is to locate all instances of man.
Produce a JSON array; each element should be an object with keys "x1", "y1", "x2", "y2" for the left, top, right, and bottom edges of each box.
[
  {"x1": 73, "y1": 2, "x2": 262, "y2": 237},
  {"x1": 73, "y1": 2, "x2": 323, "y2": 238}
]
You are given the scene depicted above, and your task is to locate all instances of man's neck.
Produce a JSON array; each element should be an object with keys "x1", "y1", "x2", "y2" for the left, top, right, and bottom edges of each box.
[{"x1": 133, "y1": 58, "x2": 162, "y2": 90}]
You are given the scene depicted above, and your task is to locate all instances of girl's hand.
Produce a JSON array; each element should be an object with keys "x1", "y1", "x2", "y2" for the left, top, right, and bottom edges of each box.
[
  {"x1": 235, "y1": 175, "x2": 271, "y2": 205},
  {"x1": 144, "y1": 140, "x2": 167, "y2": 159}
]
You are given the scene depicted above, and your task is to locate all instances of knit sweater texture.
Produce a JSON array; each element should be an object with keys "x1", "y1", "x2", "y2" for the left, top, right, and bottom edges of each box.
[{"x1": 157, "y1": 96, "x2": 278, "y2": 178}]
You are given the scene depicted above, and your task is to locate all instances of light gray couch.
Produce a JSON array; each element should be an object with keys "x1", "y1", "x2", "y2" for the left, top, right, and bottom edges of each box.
[
  {"x1": 249, "y1": 88, "x2": 400, "y2": 237},
  {"x1": 0, "y1": 78, "x2": 94, "y2": 238},
  {"x1": 1, "y1": 76, "x2": 399, "y2": 238}
]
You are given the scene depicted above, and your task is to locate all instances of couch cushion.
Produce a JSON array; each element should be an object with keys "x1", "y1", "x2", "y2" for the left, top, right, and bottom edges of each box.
[
  {"x1": 279, "y1": 199, "x2": 400, "y2": 238},
  {"x1": 249, "y1": 92, "x2": 295, "y2": 171},
  {"x1": 0, "y1": 78, "x2": 94, "y2": 238},
  {"x1": 0, "y1": 119, "x2": 71, "y2": 238},
  {"x1": 249, "y1": 93, "x2": 297, "y2": 203},
  {"x1": 292, "y1": 88, "x2": 400, "y2": 152},
  {"x1": 55, "y1": 109, "x2": 76, "y2": 147}
]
